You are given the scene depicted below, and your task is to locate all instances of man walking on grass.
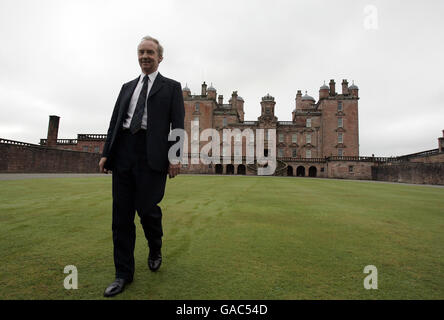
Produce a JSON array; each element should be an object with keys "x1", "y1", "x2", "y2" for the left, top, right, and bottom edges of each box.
[{"x1": 99, "y1": 35, "x2": 184, "y2": 297}]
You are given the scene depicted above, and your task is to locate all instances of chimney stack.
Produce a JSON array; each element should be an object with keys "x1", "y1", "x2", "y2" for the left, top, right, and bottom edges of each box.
[
  {"x1": 47, "y1": 115, "x2": 60, "y2": 147},
  {"x1": 342, "y1": 79, "x2": 349, "y2": 95},
  {"x1": 231, "y1": 91, "x2": 238, "y2": 110},
  {"x1": 329, "y1": 79, "x2": 336, "y2": 96},
  {"x1": 201, "y1": 81, "x2": 207, "y2": 96},
  {"x1": 295, "y1": 90, "x2": 302, "y2": 109},
  {"x1": 439, "y1": 130, "x2": 444, "y2": 152}
]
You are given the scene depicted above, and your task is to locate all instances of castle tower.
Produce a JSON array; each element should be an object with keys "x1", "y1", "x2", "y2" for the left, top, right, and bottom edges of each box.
[{"x1": 258, "y1": 93, "x2": 277, "y2": 124}]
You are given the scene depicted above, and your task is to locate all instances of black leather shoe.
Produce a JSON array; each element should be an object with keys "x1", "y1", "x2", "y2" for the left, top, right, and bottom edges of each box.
[
  {"x1": 148, "y1": 249, "x2": 162, "y2": 272},
  {"x1": 103, "y1": 278, "x2": 132, "y2": 297}
]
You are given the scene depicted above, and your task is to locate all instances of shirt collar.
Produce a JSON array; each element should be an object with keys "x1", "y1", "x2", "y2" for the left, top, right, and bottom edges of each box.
[{"x1": 140, "y1": 70, "x2": 159, "y2": 84}]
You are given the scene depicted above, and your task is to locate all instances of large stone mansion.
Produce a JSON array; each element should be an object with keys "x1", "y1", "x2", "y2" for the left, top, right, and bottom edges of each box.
[
  {"x1": 181, "y1": 79, "x2": 359, "y2": 176},
  {"x1": 38, "y1": 79, "x2": 365, "y2": 177}
]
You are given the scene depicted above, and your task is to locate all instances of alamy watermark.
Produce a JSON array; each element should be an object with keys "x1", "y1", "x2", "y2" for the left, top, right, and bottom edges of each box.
[
  {"x1": 168, "y1": 119, "x2": 277, "y2": 175},
  {"x1": 363, "y1": 4, "x2": 378, "y2": 30},
  {"x1": 64, "y1": 265, "x2": 78, "y2": 289},
  {"x1": 363, "y1": 265, "x2": 378, "y2": 290}
]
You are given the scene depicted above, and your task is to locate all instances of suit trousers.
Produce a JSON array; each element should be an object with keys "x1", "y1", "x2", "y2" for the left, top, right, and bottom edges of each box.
[{"x1": 111, "y1": 128, "x2": 167, "y2": 281}]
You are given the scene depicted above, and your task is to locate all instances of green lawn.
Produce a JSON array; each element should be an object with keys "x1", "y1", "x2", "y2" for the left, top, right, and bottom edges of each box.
[{"x1": 0, "y1": 175, "x2": 443, "y2": 299}]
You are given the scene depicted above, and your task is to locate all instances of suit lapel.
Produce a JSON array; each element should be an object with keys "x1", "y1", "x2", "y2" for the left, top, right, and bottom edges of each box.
[
  {"x1": 148, "y1": 72, "x2": 165, "y2": 100},
  {"x1": 112, "y1": 76, "x2": 139, "y2": 134},
  {"x1": 118, "y1": 77, "x2": 139, "y2": 118}
]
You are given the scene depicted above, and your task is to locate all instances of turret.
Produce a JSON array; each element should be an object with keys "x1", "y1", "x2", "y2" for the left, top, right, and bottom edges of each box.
[
  {"x1": 319, "y1": 81, "x2": 329, "y2": 99},
  {"x1": 301, "y1": 91, "x2": 316, "y2": 108},
  {"x1": 182, "y1": 83, "x2": 191, "y2": 99},
  {"x1": 260, "y1": 93, "x2": 276, "y2": 118},
  {"x1": 349, "y1": 81, "x2": 359, "y2": 98},
  {"x1": 207, "y1": 83, "x2": 216, "y2": 100}
]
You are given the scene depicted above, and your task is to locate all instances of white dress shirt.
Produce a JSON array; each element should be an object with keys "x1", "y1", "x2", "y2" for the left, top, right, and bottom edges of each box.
[{"x1": 123, "y1": 70, "x2": 159, "y2": 130}]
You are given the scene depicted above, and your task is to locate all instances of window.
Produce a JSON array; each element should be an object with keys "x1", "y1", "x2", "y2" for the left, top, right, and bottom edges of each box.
[
  {"x1": 306, "y1": 149, "x2": 311, "y2": 158},
  {"x1": 338, "y1": 148, "x2": 343, "y2": 156},
  {"x1": 349, "y1": 165, "x2": 354, "y2": 172},
  {"x1": 195, "y1": 102, "x2": 200, "y2": 112},
  {"x1": 338, "y1": 118, "x2": 343, "y2": 128},
  {"x1": 83, "y1": 146, "x2": 89, "y2": 152},
  {"x1": 278, "y1": 148, "x2": 284, "y2": 157},
  {"x1": 94, "y1": 146, "x2": 100, "y2": 153},
  {"x1": 223, "y1": 118, "x2": 227, "y2": 127},
  {"x1": 292, "y1": 133, "x2": 297, "y2": 143},
  {"x1": 338, "y1": 132, "x2": 343, "y2": 144},
  {"x1": 279, "y1": 133, "x2": 284, "y2": 143},
  {"x1": 338, "y1": 101, "x2": 343, "y2": 112},
  {"x1": 306, "y1": 118, "x2": 311, "y2": 128},
  {"x1": 292, "y1": 148, "x2": 297, "y2": 157},
  {"x1": 306, "y1": 134, "x2": 311, "y2": 144}
]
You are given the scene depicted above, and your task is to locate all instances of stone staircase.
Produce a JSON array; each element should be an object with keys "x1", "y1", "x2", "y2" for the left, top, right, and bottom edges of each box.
[{"x1": 247, "y1": 159, "x2": 288, "y2": 176}]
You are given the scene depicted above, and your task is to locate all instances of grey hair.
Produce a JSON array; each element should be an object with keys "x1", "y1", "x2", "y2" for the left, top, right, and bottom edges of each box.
[{"x1": 139, "y1": 35, "x2": 164, "y2": 57}]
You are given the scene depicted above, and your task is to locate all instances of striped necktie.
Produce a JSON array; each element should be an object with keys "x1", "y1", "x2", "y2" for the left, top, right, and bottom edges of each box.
[{"x1": 129, "y1": 75, "x2": 149, "y2": 134}]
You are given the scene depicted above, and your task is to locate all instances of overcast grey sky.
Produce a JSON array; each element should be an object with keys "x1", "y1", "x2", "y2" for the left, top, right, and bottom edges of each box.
[{"x1": 0, "y1": 0, "x2": 443, "y2": 156}]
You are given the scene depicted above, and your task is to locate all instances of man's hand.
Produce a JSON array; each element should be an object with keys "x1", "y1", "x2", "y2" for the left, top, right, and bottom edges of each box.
[
  {"x1": 168, "y1": 163, "x2": 180, "y2": 179},
  {"x1": 99, "y1": 157, "x2": 109, "y2": 174}
]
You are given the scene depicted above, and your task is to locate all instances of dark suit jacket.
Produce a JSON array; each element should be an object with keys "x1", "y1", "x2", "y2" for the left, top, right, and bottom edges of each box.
[{"x1": 102, "y1": 72, "x2": 185, "y2": 172}]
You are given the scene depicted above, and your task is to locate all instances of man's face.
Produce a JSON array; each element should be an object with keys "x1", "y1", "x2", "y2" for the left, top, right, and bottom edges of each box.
[{"x1": 138, "y1": 40, "x2": 163, "y2": 74}]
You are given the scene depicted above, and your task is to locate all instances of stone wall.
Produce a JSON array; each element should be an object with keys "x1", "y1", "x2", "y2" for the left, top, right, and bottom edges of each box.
[
  {"x1": 328, "y1": 160, "x2": 373, "y2": 180},
  {"x1": 408, "y1": 152, "x2": 444, "y2": 163},
  {"x1": 371, "y1": 162, "x2": 444, "y2": 185},
  {"x1": 0, "y1": 142, "x2": 101, "y2": 173}
]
